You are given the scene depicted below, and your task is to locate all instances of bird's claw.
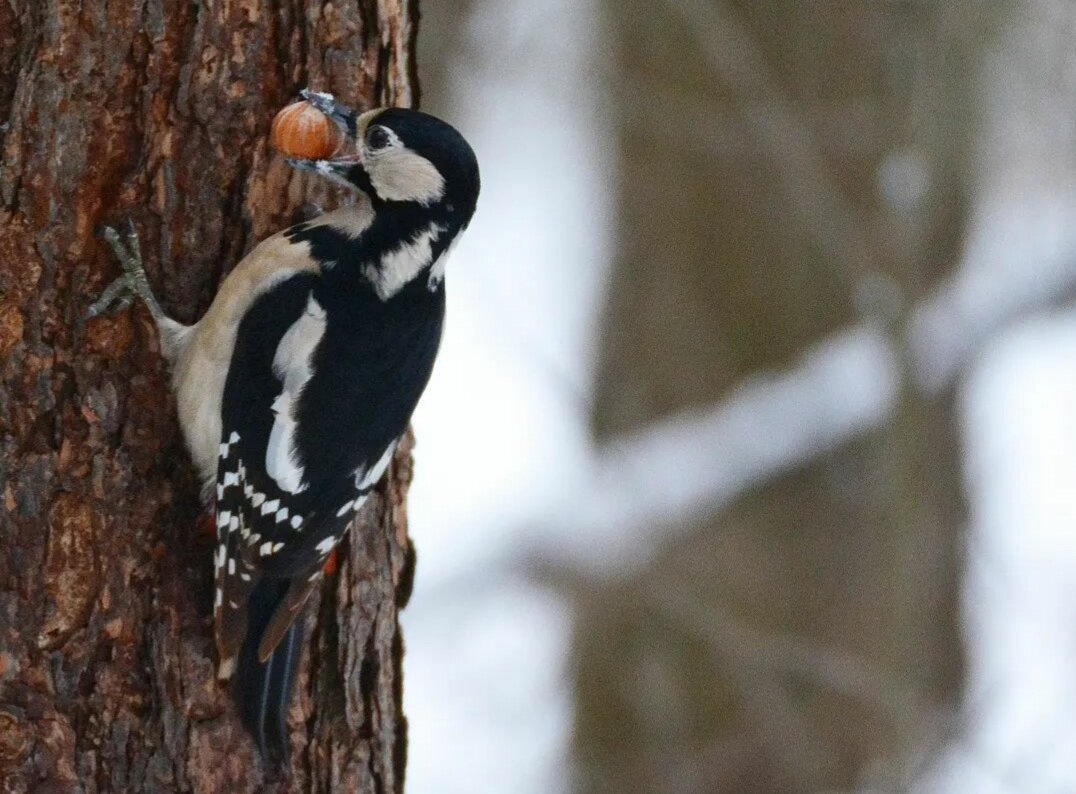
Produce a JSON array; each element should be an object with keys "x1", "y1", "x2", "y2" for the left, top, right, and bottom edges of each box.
[
  {"x1": 84, "y1": 273, "x2": 135, "y2": 322},
  {"x1": 84, "y1": 221, "x2": 164, "y2": 323}
]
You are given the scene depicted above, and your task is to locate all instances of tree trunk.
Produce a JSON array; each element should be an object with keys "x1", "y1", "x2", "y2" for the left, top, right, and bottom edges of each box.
[
  {"x1": 0, "y1": 2, "x2": 418, "y2": 791},
  {"x1": 574, "y1": 2, "x2": 978, "y2": 791}
]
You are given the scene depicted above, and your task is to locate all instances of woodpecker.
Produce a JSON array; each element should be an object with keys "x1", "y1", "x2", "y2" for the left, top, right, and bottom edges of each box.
[{"x1": 88, "y1": 90, "x2": 479, "y2": 765}]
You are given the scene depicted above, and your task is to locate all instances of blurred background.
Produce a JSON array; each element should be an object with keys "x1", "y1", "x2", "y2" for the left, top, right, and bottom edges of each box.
[{"x1": 403, "y1": 2, "x2": 1076, "y2": 792}]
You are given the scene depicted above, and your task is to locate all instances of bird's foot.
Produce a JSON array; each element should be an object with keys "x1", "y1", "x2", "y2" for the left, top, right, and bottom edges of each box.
[{"x1": 85, "y1": 220, "x2": 165, "y2": 322}]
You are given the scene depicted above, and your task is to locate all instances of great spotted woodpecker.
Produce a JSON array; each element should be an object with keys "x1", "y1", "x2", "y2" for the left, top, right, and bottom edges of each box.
[{"x1": 88, "y1": 90, "x2": 479, "y2": 765}]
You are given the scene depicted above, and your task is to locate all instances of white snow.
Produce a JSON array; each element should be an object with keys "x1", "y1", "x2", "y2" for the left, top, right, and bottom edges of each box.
[
  {"x1": 403, "y1": 0, "x2": 1076, "y2": 791},
  {"x1": 919, "y1": 312, "x2": 1076, "y2": 794},
  {"x1": 405, "y1": 0, "x2": 611, "y2": 791}
]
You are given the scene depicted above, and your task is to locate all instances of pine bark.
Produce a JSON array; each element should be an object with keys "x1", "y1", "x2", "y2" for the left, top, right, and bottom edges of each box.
[{"x1": 0, "y1": 2, "x2": 418, "y2": 791}]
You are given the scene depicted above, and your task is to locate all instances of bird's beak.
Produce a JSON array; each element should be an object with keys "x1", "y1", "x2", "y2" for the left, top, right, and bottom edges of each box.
[
  {"x1": 299, "y1": 89, "x2": 358, "y2": 138},
  {"x1": 285, "y1": 89, "x2": 365, "y2": 180},
  {"x1": 284, "y1": 155, "x2": 361, "y2": 180}
]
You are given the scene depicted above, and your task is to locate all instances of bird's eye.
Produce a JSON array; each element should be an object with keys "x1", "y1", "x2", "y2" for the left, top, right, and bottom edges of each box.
[{"x1": 366, "y1": 126, "x2": 391, "y2": 151}]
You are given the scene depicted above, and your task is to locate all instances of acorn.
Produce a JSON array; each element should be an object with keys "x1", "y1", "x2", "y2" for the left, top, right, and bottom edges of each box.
[{"x1": 270, "y1": 100, "x2": 344, "y2": 160}]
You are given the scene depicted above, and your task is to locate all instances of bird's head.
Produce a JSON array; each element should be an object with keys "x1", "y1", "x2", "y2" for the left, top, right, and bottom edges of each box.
[{"x1": 289, "y1": 91, "x2": 480, "y2": 225}]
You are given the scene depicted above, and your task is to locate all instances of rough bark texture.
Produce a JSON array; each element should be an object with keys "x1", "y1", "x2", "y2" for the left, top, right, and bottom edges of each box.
[{"x1": 0, "y1": 2, "x2": 418, "y2": 791}]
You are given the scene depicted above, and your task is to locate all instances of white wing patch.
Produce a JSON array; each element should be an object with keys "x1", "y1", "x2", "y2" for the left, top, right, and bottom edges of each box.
[
  {"x1": 329, "y1": 443, "x2": 397, "y2": 518},
  {"x1": 356, "y1": 442, "x2": 396, "y2": 492},
  {"x1": 266, "y1": 295, "x2": 328, "y2": 493}
]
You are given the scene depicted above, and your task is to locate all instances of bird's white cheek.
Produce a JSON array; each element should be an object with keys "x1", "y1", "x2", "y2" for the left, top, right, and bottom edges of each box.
[{"x1": 367, "y1": 148, "x2": 445, "y2": 205}]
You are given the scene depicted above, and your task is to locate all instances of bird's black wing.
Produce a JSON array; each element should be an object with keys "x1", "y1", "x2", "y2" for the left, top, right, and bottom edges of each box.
[
  {"x1": 212, "y1": 272, "x2": 367, "y2": 665},
  {"x1": 212, "y1": 268, "x2": 444, "y2": 765}
]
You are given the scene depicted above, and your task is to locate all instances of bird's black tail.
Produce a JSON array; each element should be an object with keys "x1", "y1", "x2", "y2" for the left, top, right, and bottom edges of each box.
[{"x1": 233, "y1": 578, "x2": 304, "y2": 769}]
